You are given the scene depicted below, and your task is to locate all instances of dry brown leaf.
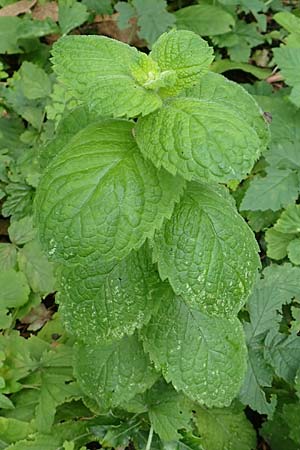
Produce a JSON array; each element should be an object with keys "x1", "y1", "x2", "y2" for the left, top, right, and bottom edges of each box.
[
  {"x1": 0, "y1": 0, "x2": 36, "y2": 17},
  {"x1": 32, "y1": 1, "x2": 58, "y2": 21},
  {"x1": 21, "y1": 303, "x2": 53, "y2": 331},
  {"x1": 93, "y1": 13, "x2": 145, "y2": 47}
]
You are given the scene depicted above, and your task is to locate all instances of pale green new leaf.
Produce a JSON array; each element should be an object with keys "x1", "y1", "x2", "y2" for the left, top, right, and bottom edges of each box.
[
  {"x1": 150, "y1": 29, "x2": 213, "y2": 97},
  {"x1": 51, "y1": 35, "x2": 162, "y2": 117},
  {"x1": 35, "y1": 120, "x2": 185, "y2": 266},
  {"x1": 136, "y1": 97, "x2": 261, "y2": 183},
  {"x1": 58, "y1": 245, "x2": 162, "y2": 343},
  {"x1": 153, "y1": 183, "x2": 260, "y2": 317},
  {"x1": 184, "y1": 71, "x2": 269, "y2": 151},
  {"x1": 141, "y1": 290, "x2": 247, "y2": 407},
  {"x1": 287, "y1": 238, "x2": 300, "y2": 265},
  {"x1": 74, "y1": 334, "x2": 158, "y2": 409},
  {"x1": 174, "y1": 4, "x2": 235, "y2": 36},
  {"x1": 0, "y1": 270, "x2": 30, "y2": 309},
  {"x1": 240, "y1": 168, "x2": 299, "y2": 212},
  {"x1": 193, "y1": 403, "x2": 256, "y2": 450}
]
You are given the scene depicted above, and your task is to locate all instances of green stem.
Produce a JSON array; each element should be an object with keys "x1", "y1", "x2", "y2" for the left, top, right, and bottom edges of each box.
[{"x1": 145, "y1": 425, "x2": 154, "y2": 450}]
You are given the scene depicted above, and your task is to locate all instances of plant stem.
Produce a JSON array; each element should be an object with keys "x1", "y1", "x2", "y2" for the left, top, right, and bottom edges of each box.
[{"x1": 145, "y1": 425, "x2": 154, "y2": 450}]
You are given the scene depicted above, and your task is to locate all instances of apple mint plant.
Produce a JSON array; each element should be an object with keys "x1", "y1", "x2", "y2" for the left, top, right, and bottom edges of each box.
[{"x1": 34, "y1": 29, "x2": 269, "y2": 441}]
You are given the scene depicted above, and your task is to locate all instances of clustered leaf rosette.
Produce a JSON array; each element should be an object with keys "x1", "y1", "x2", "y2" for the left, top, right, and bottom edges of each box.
[{"x1": 34, "y1": 29, "x2": 269, "y2": 421}]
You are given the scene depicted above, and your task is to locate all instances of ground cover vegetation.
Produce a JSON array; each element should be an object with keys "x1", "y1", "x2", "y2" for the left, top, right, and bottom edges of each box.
[{"x1": 0, "y1": 1, "x2": 300, "y2": 449}]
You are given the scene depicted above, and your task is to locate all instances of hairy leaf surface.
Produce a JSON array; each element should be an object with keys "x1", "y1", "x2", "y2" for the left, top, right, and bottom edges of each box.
[
  {"x1": 150, "y1": 29, "x2": 213, "y2": 97},
  {"x1": 58, "y1": 245, "x2": 162, "y2": 343},
  {"x1": 184, "y1": 71, "x2": 269, "y2": 150},
  {"x1": 74, "y1": 334, "x2": 158, "y2": 409},
  {"x1": 141, "y1": 290, "x2": 247, "y2": 407},
  {"x1": 153, "y1": 183, "x2": 260, "y2": 317},
  {"x1": 35, "y1": 120, "x2": 185, "y2": 265},
  {"x1": 136, "y1": 97, "x2": 261, "y2": 183},
  {"x1": 52, "y1": 35, "x2": 162, "y2": 117}
]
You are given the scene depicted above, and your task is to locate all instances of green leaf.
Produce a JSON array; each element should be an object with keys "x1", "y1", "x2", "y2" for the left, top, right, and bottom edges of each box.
[
  {"x1": 0, "y1": 331, "x2": 34, "y2": 394},
  {"x1": 136, "y1": 97, "x2": 262, "y2": 184},
  {"x1": 283, "y1": 403, "x2": 300, "y2": 443},
  {"x1": 240, "y1": 168, "x2": 299, "y2": 212},
  {"x1": 273, "y1": 11, "x2": 300, "y2": 34},
  {"x1": 273, "y1": 47, "x2": 300, "y2": 107},
  {"x1": 41, "y1": 106, "x2": 99, "y2": 169},
  {"x1": 115, "y1": 2, "x2": 135, "y2": 29},
  {"x1": 150, "y1": 29, "x2": 214, "y2": 97},
  {"x1": 8, "y1": 216, "x2": 36, "y2": 245},
  {"x1": 83, "y1": 0, "x2": 113, "y2": 14},
  {"x1": 58, "y1": 0, "x2": 89, "y2": 35},
  {"x1": 265, "y1": 229, "x2": 294, "y2": 260},
  {"x1": 133, "y1": 0, "x2": 175, "y2": 46},
  {"x1": 0, "y1": 244, "x2": 17, "y2": 271},
  {"x1": 264, "y1": 329, "x2": 300, "y2": 383},
  {"x1": 287, "y1": 238, "x2": 300, "y2": 265},
  {"x1": 174, "y1": 4, "x2": 235, "y2": 36},
  {"x1": 247, "y1": 264, "x2": 300, "y2": 337},
  {"x1": 19, "y1": 62, "x2": 52, "y2": 100},
  {"x1": 141, "y1": 289, "x2": 247, "y2": 407},
  {"x1": 153, "y1": 183, "x2": 260, "y2": 317},
  {"x1": 239, "y1": 332, "x2": 277, "y2": 416},
  {"x1": 145, "y1": 381, "x2": 192, "y2": 442},
  {"x1": 35, "y1": 120, "x2": 185, "y2": 265},
  {"x1": 0, "y1": 417, "x2": 32, "y2": 445},
  {"x1": 58, "y1": 244, "x2": 162, "y2": 343},
  {"x1": 273, "y1": 204, "x2": 300, "y2": 234},
  {"x1": 0, "y1": 17, "x2": 23, "y2": 54},
  {"x1": 35, "y1": 374, "x2": 80, "y2": 433},
  {"x1": 193, "y1": 403, "x2": 256, "y2": 450},
  {"x1": 0, "y1": 269, "x2": 30, "y2": 309},
  {"x1": 17, "y1": 240, "x2": 56, "y2": 296},
  {"x1": 211, "y1": 59, "x2": 271, "y2": 79},
  {"x1": 74, "y1": 334, "x2": 158, "y2": 410},
  {"x1": 0, "y1": 17, "x2": 58, "y2": 54},
  {"x1": 0, "y1": 393, "x2": 14, "y2": 410},
  {"x1": 51, "y1": 35, "x2": 162, "y2": 118},
  {"x1": 262, "y1": 408, "x2": 299, "y2": 450},
  {"x1": 184, "y1": 71, "x2": 269, "y2": 151}
]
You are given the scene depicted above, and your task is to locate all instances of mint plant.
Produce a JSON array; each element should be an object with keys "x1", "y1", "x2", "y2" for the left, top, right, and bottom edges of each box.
[{"x1": 34, "y1": 29, "x2": 269, "y2": 442}]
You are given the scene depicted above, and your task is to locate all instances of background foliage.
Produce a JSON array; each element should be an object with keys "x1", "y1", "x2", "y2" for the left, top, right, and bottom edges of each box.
[{"x1": 0, "y1": 0, "x2": 300, "y2": 449}]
